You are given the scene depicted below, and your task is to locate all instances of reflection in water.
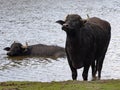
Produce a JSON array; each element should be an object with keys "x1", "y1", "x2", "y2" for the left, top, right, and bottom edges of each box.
[
  {"x1": 0, "y1": 56, "x2": 53, "y2": 70},
  {"x1": 0, "y1": 0, "x2": 120, "y2": 82},
  {"x1": 0, "y1": 56, "x2": 69, "y2": 82}
]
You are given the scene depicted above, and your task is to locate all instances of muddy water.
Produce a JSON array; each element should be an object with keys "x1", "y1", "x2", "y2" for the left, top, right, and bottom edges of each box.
[{"x1": 0, "y1": 0, "x2": 120, "y2": 82}]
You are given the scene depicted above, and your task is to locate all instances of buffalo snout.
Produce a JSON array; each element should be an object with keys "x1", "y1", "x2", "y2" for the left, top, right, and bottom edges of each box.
[
  {"x1": 7, "y1": 52, "x2": 14, "y2": 56},
  {"x1": 62, "y1": 23, "x2": 69, "y2": 31},
  {"x1": 63, "y1": 23, "x2": 69, "y2": 28}
]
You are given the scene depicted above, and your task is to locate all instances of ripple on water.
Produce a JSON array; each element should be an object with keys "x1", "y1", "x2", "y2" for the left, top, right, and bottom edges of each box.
[{"x1": 0, "y1": 0, "x2": 120, "y2": 82}]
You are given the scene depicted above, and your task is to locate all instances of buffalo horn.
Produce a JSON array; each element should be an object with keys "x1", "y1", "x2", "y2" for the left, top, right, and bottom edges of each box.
[
  {"x1": 87, "y1": 14, "x2": 90, "y2": 19},
  {"x1": 21, "y1": 42, "x2": 28, "y2": 48}
]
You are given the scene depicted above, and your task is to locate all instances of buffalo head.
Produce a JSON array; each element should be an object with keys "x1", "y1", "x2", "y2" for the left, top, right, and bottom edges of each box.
[
  {"x1": 4, "y1": 42, "x2": 28, "y2": 56},
  {"x1": 56, "y1": 14, "x2": 86, "y2": 31}
]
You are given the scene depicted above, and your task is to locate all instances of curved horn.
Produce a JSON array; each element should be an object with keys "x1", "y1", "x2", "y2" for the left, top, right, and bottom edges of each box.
[
  {"x1": 81, "y1": 14, "x2": 90, "y2": 24},
  {"x1": 26, "y1": 42, "x2": 28, "y2": 46},
  {"x1": 87, "y1": 14, "x2": 90, "y2": 19}
]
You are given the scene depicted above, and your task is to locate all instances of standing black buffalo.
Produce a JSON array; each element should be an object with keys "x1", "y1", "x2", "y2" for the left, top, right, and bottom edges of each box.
[
  {"x1": 56, "y1": 14, "x2": 111, "y2": 81},
  {"x1": 4, "y1": 42, "x2": 66, "y2": 59}
]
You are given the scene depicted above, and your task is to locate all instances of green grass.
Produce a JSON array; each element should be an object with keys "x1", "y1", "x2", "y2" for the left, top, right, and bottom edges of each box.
[{"x1": 0, "y1": 80, "x2": 120, "y2": 90}]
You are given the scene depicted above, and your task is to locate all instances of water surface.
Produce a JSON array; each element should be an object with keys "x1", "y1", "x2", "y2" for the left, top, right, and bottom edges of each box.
[{"x1": 0, "y1": 0, "x2": 120, "y2": 82}]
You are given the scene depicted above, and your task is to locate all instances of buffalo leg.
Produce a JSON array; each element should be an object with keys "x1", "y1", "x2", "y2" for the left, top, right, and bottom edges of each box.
[
  {"x1": 97, "y1": 54, "x2": 105, "y2": 80},
  {"x1": 82, "y1": 64, "x2": 90, "y2": 81},
  {"x1": 91, "y1": 61, "x2": 97, "y2": 80},
  {"x1": 66, "y1": 49, "x2": 77, "y2": 80},
  {"x1": 68, "y1": 60, "x2": 77, "y2": 80},
  {"x1": 97, "y1": 61, "x2": 103, "y2": 80}
]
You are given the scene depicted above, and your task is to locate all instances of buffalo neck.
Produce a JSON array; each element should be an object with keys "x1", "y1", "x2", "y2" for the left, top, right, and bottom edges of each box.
[
  {"x1": 66, "y1": 27, "x2": 88, "y2": 51},
  {"x1": 66, "y1": 29, "x2": 83, "y2": 43},
  {"x1": 66, "y1": 29, "x2": 79, "y2": 38}
]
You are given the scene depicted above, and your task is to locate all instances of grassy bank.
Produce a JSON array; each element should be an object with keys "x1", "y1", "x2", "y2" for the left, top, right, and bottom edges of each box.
[{"x1": 0, "y1": 80, "x2": 120, "y2": 90}]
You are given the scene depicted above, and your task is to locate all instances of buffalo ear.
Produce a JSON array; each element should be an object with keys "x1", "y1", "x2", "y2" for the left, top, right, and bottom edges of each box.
[
  {"x1": 4, "y1": 47, "x2": 10, "y2": 51},
  {"x1": 56, "y1": 20, "x2": 65, "y2": 25}
]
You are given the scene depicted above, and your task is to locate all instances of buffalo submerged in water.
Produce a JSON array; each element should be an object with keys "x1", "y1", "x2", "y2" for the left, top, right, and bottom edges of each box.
[{"x1": 4, "y1": 42, "x2": 66, "y2": 59}]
